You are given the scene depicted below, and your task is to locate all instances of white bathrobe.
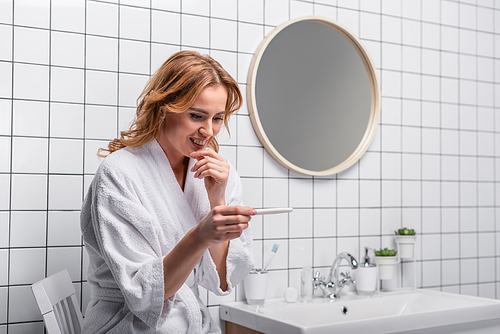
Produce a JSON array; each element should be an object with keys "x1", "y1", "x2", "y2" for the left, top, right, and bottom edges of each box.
[{"x1": 80, "y1": 140, "x2": 254, "y2": 333}]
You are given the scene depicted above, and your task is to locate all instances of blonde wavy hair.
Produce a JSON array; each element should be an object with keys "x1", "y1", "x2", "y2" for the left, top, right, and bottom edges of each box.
[{"x1": 99, "y1": 51, "x2": 242, "y2": 157}]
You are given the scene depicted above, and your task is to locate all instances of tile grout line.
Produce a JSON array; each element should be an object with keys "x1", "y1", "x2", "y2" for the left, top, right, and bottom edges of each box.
[{"x1": 6, "y1": 0, "x2": 15, "y2": 331}]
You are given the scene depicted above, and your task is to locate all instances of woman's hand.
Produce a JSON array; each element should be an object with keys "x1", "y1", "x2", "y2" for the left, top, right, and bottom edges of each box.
[
  {"x1": 163, "y1": 205, "x2": 255, "y2": 299},
  {"x1": 190, "y1": 149, "x2": 229, "y2": 208},
  {"x1": 195, "y1": 205, "x2": 256, "y2": 246}
]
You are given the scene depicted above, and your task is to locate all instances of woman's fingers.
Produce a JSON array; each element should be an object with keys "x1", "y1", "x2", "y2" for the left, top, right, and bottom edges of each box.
[
  {"x1": 190, "y1": 151, "x2": 229, "y2": 175},
  {"x1": 212, "y1": 215, "x2": 251, "y2": 228},
  {"x1": 190, "y1": 149, "x2": 219, "y2": 160},
  {"x1": 193, "y1": 160, "x2": 226, "y2": 178},
  {"x1": 213, "y1": 205, "x2": 257, "y2": 217},
  {"x1": 189, "y1": 150, "x2": 231, "y2": 206},
  {"x1": 212, "y1": 223, "x2": 248, "y2": 242},
  {"x1": 192, "y1": 157, "x2": 228, "y2": 175},
  {"x1": 214, "y1": 222, "x2": 249, "y2": 233},
  {"x1": 210, "y1": 207, "x2": 254, "y2": 240},
  {"x1": 191, "y1": 156, "x2": 224, "y2": 169},
  {"x1": 197, "y1": 206, "x2": 256, "y2": 245}
]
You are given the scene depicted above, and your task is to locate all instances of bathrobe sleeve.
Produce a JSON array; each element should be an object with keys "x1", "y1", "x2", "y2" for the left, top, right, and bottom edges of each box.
[
  {"x1": 195, "y1": 167, "x2": 255, "y2": 295},
  {"x1": 88, "y1": 162, "x2": 169, "y2": 328}
]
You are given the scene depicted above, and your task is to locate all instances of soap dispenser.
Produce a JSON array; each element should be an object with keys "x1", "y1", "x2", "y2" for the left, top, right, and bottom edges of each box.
[
  {"x1": 356, "y1": 247, "x2": 377, "y2": 295},
  {"x1": 300, "y1": 265, "x2": 313, "y2": 302}
]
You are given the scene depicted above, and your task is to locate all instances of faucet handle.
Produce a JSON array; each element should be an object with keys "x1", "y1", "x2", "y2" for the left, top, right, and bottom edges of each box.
[
  {"x1": 340, "y1": 271, "x2": 356, "y2": 285},
  {"x1": 314, "y1": 271, "x2": 324, "y2": 280},
  {"x1": 313, "y1": 271, "x2": 326, "y2": 290}
]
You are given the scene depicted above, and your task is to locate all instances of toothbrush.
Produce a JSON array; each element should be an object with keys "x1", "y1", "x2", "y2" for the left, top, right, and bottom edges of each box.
[{"x1": 263, "y1": 244, "x2": 279, "y2": 271}]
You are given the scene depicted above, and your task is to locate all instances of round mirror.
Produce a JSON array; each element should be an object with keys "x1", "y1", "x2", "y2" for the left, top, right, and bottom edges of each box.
[{"x1": 247, "y1": 16, "x2": 381, "y2": 176}]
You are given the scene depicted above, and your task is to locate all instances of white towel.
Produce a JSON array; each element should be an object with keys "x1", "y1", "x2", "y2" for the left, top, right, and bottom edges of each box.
[{"x1": 81, "y1": 140, "x2": 254, "y2": 333}]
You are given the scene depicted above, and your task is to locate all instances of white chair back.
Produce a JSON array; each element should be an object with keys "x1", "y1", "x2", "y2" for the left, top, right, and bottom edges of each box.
[{"x1": 31, "y1": 270, "x2": 83, "y2": 334}]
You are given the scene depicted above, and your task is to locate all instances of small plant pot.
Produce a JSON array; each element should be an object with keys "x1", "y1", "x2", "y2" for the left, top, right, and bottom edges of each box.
[
  {"x1": 373, "y1": 256, "x2": 398, "y2": 280},
  {"x1": 394, "y1": 235, "x2": 417, "y2": 259}
]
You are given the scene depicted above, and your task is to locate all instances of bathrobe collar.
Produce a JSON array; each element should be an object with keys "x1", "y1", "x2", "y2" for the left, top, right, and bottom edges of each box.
[{"x1": 149, "y1": 140, "x2": 210, "y2": 229}]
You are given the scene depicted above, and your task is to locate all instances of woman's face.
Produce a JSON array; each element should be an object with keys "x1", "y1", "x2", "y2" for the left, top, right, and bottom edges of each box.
[{"x1": 158, "y1": 85, "x2": 228, "y2": 164}]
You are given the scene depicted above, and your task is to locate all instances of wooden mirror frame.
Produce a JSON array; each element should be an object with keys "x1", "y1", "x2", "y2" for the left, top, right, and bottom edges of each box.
[{"x1": 247, "y1": 16, "x2": 381, "y2": 176}]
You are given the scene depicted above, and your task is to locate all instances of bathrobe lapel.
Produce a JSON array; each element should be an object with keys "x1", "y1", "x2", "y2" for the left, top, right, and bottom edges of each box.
[
  {"x1": 148, "y1": 141, "x2": 202, "y2": 237},
  {"x1": 184, "y1": 158, "x2": 212, "y2": 223}
]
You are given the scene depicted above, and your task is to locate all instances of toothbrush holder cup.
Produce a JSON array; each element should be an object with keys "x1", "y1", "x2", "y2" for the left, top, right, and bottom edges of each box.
[{"x1": 244, "y1": 269, "x2": 268, "y2": 305}]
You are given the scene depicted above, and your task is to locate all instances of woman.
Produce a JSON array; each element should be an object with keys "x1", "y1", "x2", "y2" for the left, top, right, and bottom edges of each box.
[{"x1": 80, "y1": 51, "x2": 255, "y2": 333}]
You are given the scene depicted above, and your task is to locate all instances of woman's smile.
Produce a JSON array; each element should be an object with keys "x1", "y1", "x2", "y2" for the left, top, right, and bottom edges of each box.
[{"x1": 190, "y1": 137, "x2": 209, "y2": 147}]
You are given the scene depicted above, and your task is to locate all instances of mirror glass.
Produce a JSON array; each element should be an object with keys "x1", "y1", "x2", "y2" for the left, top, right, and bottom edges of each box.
[{"x1": 247, "y1": 17, "x2": 381, "y2": 176}]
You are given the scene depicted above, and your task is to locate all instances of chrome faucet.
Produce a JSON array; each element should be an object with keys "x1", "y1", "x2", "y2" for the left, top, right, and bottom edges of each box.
[{"x1": 313, "y1": 252, "x2": 358, "y2": 299}]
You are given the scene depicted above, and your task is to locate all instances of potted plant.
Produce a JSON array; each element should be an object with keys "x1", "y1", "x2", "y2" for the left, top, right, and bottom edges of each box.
[
  {"x1": 394, "y1": 228, "x2": 417, "y2": 259},
  {"x1": 373, "y1": 248, "x2": 398, "y2": 280}
]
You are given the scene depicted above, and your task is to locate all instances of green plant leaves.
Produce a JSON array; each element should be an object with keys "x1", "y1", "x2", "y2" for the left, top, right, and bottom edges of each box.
[
  {"x1": 374, "y1": 248, "x2": 397, "y2": 256},
  {"x1": 395, "y1": 227, "x2": 415, "y2": 235}
]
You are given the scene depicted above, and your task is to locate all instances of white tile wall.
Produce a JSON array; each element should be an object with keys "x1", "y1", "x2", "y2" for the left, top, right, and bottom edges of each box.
[
  {"x1": 10, "y1": 211, "x2": 46, "y2": 248},
  {"x1": 1, "y1": 0, "x2": 499, "y2": 332}
]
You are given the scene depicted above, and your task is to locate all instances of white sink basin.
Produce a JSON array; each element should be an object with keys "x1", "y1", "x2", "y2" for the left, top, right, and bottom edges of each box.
[{"x1": 220, "y1": 290, "x2": 500, "y2": 334}]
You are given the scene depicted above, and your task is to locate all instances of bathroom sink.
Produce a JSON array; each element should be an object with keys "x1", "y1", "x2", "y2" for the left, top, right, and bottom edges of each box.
[{"x1": 220, "y1": 289, "x2": 500, "y2": 334}]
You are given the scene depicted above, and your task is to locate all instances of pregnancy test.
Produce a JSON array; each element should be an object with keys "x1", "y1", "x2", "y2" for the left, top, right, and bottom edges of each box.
[{"x1": 255, "y1": 207, "x2": 293, "y2": 215}]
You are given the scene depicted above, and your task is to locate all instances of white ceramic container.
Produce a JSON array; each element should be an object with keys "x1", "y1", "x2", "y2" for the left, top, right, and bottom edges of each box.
[
  {"x1": 244, "y1": 269, "x2": 268, "y2": 305},
  {"x1": 394, "y1": 235, "x2": 417, "y2": 259},
  {"x1": 355, "y1": 265, "x2": 377, "y2": 295},
  {"x1": 373, "y1": 255, "x2": 398, "y2": 280}
]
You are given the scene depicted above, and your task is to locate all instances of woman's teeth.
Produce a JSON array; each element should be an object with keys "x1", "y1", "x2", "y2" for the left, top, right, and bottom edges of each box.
[{"x1": 191, "y1": 138, "x2": 207, "y2": 146}]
